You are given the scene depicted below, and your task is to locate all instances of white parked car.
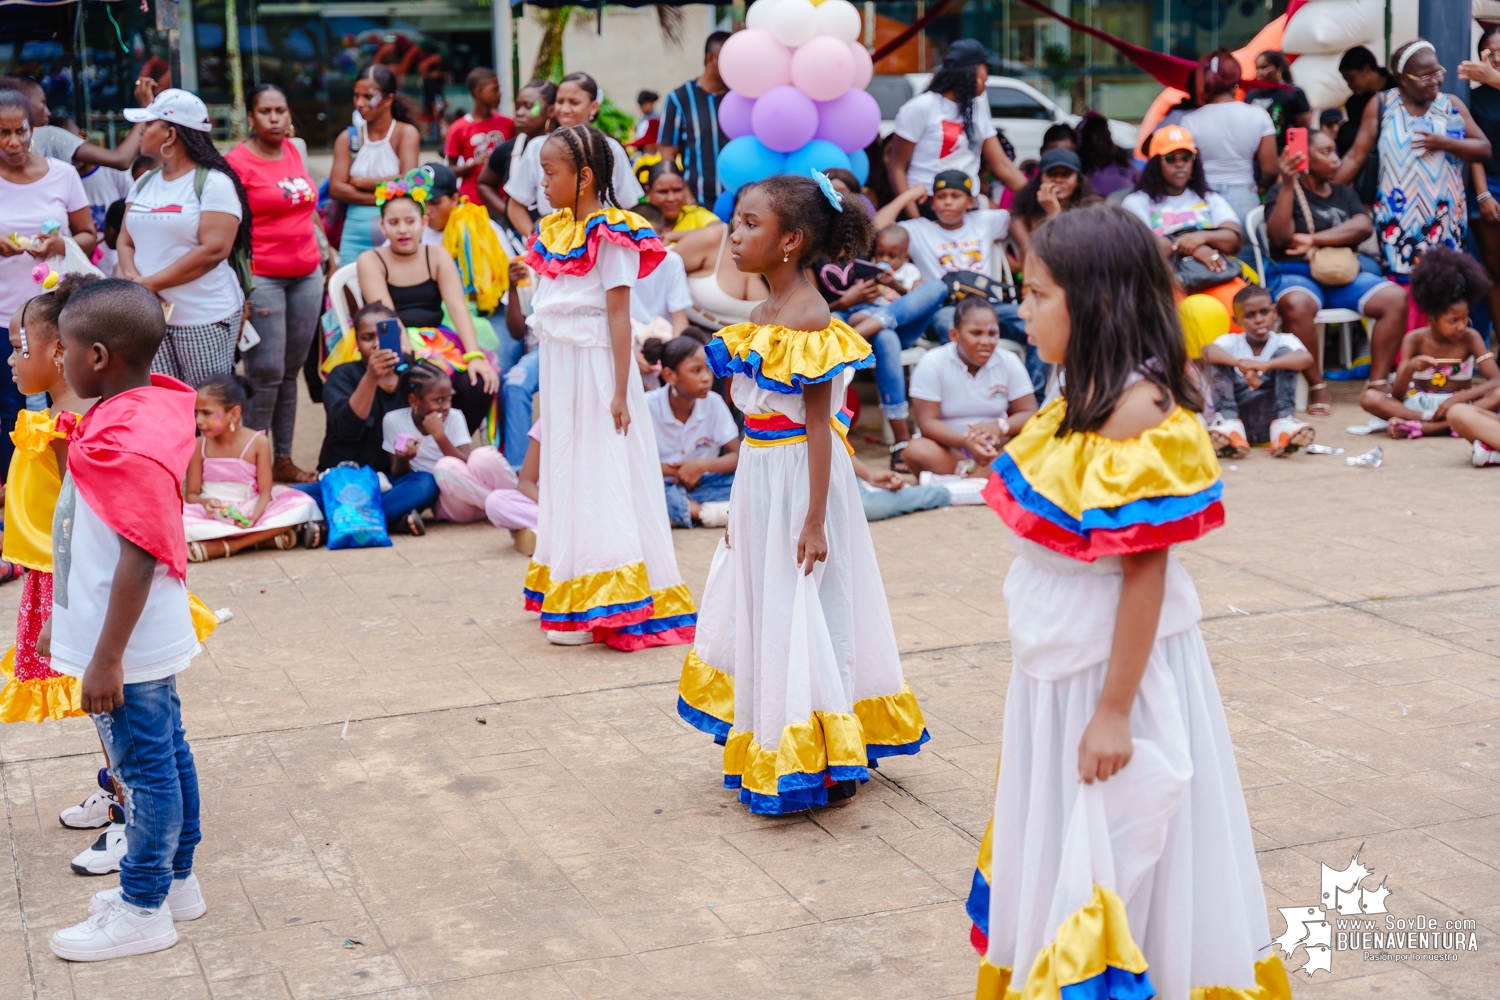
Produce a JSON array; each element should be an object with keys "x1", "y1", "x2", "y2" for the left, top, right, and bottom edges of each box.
[{"x1": 871, "y1": 74, "x2": 1139, "y2": 166}]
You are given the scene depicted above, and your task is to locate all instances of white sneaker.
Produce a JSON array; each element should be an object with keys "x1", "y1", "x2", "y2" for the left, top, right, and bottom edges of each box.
[
  {"x1": 1473, "y1": 440, "x2": 1500, "y2": 467},
  {"x1": 545, "y1": 630, "x2": 594, "y2": 646},
  {"x1": 696, "y1": 501, "x2": 730, "y2": 528},
  {"x1": 1270, "y1": 416, "x2": 1316, "y2": 457},
  {"x1": 50, "y1": 900, "x2": 177, "y2": 962},
  {"x1": 59, "y1": 788, "x2": 116, "y2": 830},
  {"x1": 89, "y1": 873, "x2": 206, "y2": 922},
  {"x1": 1208, "y1": 417, "x2": 1250, "y2": 459},
  {"x1": 71, "y1": 822, "x2": 127, "y2": 876}
]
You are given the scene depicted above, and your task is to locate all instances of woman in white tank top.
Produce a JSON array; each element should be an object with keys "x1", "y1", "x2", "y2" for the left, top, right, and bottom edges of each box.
[{"x1": 329, "y1": 65, "x2": 419, "y2": 260}]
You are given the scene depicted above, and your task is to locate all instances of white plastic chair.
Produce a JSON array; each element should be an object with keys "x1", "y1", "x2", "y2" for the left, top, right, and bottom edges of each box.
[{"x1": 327, "y1": 262, "x2": 363, "y2": 337}]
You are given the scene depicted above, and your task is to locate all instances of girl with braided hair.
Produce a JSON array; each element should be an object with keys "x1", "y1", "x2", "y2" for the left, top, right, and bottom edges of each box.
[
  {"x1": 675, "y1": 172, "x2": 929, "y2": 815},
  {"x1": 522, "y1": 123, "x2": 695, "y2": 650},
  {"x1": 118, "y1": 89, "x2": 251, "y2": 385}
]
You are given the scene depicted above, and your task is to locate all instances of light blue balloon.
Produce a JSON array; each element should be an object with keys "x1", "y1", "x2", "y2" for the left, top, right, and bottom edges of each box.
[
  {"x1": 847, "y1": 148, "x2": 870, "y2": 187},
  {"x1": 718, "y1": 136, "x2": 787, "y2": 193},
  {"x1": 712, "y1": 188, "x2": 737, "y2": 223},
  {"x1": 782, "y1": 139, "x2": 850, "y2": 179}
]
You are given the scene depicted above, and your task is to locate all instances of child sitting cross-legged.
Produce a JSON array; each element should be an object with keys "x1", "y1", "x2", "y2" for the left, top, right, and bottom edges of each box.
[
  {"x1": 1202, "y1": 285, "x2": 1316, "y2": 458},
  {"x1": 644, "y1": 335, "x2": 740, "y2": 528},
  {"x1": 902, "y1": 297, "x2": 1038, "y2": 477},
  {"x1": 1361, "y1": 249, "x2": 1500, "y2": 440},
  {"x1": 182, "y1": 375, "x2": 322, "y2": 562},
  {"x1": 385, "y1": 360, "x2": 494, "y2": 518}
]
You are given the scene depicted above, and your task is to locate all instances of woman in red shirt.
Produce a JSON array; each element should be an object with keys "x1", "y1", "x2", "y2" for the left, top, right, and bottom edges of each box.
[{"x1": 225, "y1": 84, "x2": 325, "y2": 483}]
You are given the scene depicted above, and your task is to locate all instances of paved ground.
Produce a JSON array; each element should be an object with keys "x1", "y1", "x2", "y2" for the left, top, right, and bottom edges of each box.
[{"x1": 1, "y1": 384, "x2": 1498, "y2": 999}]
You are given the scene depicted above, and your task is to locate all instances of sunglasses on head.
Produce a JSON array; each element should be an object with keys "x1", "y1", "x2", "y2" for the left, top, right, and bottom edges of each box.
[{"x1": 1162, "y1": 150, "x2": 1196, "y2": 165}]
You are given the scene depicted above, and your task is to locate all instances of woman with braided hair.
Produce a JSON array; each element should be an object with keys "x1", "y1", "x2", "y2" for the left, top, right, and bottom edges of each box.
[
  {"x1": 118, "y1": 89, "x2": 252, "y2": 384},
  {"x1": 521, "y1": 123, "x2": 695, "y2": 651}
]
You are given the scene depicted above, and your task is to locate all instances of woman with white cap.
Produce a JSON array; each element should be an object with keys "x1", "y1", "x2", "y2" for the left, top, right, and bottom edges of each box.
[{"x1": 117, "y1": 88, "x2": 253, "y2": 385}]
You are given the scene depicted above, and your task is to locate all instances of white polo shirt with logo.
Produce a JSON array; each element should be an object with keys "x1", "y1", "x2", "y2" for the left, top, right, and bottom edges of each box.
[{"x1": 909, "y1": 341, "x2": 1034, "y2": 434}]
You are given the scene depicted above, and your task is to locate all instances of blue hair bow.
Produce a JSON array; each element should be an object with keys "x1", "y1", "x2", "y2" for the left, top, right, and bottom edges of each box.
[{"x1": 810, "y1": 169, "x2": 844, "y2": 213}]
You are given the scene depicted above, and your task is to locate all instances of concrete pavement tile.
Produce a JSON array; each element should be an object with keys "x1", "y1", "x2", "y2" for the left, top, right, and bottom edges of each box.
[
  {"x1": 423, "y1": 967, "x2": 572, "y2": 999},
  {"x1": 552, "y1": 954, "x2": 667, "y2": 1000},
  {"x1": 280, "y1": 952, "x2": 411, "y2": 1000},
  {"x1": 632, "y1": 938, "x2": 778, "y2": 1000},
  {"x1": 735, "y1": 917, "x2": 928, "y2": 999},
  {"x1": 72, "y1": 975, "x2": 212, "y2": 1000},
  {"x1": 1421, "y1": 814, "x2": 1500, "y2": 869},
  {"x1": 748, "y1": 838, "x2": 955, "y2": 922}
]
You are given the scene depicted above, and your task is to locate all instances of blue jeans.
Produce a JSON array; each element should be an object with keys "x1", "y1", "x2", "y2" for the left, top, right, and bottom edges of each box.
[
  {"x1": 503, "y1": 350, "x2": 540, "y2": 468},
  {"x1": 850, "y1": 281, "x2": 949, "y2": 419},
  {"x1": 859, "y1": 482, "x2": 950, "y2": 521},
  {"x1": 93, "y1": 675, "x2": 200, "y2": 910},
  {"x1": 0, "y1": 331, "x2": 26, "y2": 481},
  {"x1": 664, "y1": 471, "x2": 735, "y2": 528},
  {"x1": 291, "y1": 470, "x2": 439, "y2": 524},
  {"x1": 1211, "y1": 347, "x2": 1297, "y2": 444}
]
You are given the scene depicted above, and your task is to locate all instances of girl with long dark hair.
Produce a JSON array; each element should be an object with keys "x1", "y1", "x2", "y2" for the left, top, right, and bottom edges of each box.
[
  {"x1": 329, "y1": 63, "x2": 421, "y2": 260},
  {"x1": 968, "y1": 202, "x2": 1281, "y2": 999},
  {"x1": 117, "y1": 89, "x2": 250, "y2": 384}
]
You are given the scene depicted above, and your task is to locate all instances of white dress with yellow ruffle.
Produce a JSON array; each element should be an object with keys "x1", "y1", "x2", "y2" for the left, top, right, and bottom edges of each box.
[
  {"x1": 675, "y1": 320, "x2": 929, "y2": 814},
  {"x1": 520, "y1": 208, "x2": 696, "y2": 649},
  {"x1": 968, "y1": 397, "x2": 1290, "y2": 1000}
]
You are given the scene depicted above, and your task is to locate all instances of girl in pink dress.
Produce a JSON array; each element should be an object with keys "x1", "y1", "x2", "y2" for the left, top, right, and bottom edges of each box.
[{"x1": 183, "y1": 375, "x2": 321, "y2": 560}]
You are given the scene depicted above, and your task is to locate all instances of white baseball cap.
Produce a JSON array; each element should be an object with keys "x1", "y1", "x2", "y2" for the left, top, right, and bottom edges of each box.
[{"x1": 123, "y1": 89, "x2": 212, "y2": 132}]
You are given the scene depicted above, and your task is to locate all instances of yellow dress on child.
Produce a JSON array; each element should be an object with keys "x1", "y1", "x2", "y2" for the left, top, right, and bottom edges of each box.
[
  {"x1": 676, "y1": 320, "x2": 928, "y2": 814},
  {"x1": 0, "y1": 410, "x2": 217, "y2": 723}
]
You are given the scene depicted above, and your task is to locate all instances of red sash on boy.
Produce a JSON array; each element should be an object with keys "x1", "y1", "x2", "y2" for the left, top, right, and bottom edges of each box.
[{"x1": 63, "y1": 374, "x2": 197, "y2": 580}]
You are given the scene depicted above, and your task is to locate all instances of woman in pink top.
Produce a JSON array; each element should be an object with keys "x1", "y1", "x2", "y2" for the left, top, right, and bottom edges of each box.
[
  {"x1": 225, "y1": 85, "x2": 325, "y2": 484},
  {"x1": 0, "y1": 87, "x2": 95, "y2": 476}
]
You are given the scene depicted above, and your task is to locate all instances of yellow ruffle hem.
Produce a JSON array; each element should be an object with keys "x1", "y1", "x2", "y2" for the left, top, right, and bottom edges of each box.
[
  {"x1": 1003, "y1": 398, "x2": 1222, "y2": 522},
  {"x1": 707, "y1": 318, "x2": 874, "y2": 393},
  {"x1": 974, "y1": 885, "x2": 1291, "y2": 1000},
  {"x1": 4, "y1": 410, "x2": 68, "y2": 572},
  {"x1": 0, "y1": 593, "x2": 217, "y2": 724},
  {"x1": 524, "y1": 560, "x2": 654, "y2": 629}
]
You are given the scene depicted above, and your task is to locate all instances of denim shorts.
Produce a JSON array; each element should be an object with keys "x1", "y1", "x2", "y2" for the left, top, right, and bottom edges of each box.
[{"x1": 1268, "y1": 261, "x2": 1390, "y2": 313}]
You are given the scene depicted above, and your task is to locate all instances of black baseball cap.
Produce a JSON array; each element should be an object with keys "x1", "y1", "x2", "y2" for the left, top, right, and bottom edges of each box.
[
  {"x1": 943, "y1": 39, "x2": 996, "y2": 69},
  {"x1": 1037, "y1": 147, "x2": 1082, "y2": 175},
  {"x1": 422, "y1": 162, "x2": 460, "y2": 199},
  {"x1": 932, "y1": 170, "x2": 974, "y2": 194}
]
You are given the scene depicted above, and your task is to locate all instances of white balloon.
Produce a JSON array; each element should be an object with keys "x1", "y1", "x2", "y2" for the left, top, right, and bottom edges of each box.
[
  {"x1": 745, "y1": 0, "x2": 779, "y2": 33},
  {"x1": 813, "y1": 0, "x2": 862, "y2": 43},
  {"x1": 767, "y1": 0, "x2": 818, "y2": 49}
]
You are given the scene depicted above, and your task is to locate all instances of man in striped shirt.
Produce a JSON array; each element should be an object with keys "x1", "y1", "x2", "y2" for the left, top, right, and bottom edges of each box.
[{"x1": 658, "y1": 31, "x2": 732, "y2": 210}]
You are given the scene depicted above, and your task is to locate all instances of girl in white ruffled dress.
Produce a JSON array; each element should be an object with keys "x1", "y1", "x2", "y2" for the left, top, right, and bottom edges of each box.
[
  {"x1": 967, "y1": 203, "x2": 1289, "y2": 999},
  {"x1": 676, "y1": 173, "x2": 928, "y2": 814},
  {"x1": 521, "y1": 124, "x2": 695, "y2": 650}
]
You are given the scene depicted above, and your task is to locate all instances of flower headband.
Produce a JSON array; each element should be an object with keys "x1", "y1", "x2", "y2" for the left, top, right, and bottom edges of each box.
[
  {"x1": 811, "y1": 169, "x2": 843, "y2": 213},
  {"x1": 375, "y1": 168, "x2": 433, "y2": 212}
]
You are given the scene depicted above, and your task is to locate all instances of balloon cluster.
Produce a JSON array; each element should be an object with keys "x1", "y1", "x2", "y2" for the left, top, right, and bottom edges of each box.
[{"x1": 715, "y1": 0, "x2": 881, "y2": 202}]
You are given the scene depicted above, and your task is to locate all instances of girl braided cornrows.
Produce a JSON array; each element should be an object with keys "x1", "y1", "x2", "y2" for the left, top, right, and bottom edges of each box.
[
  {"x1": 398, "y1": 358, "x2": 449, "y2": 401},
  {"x1": 547, "y1": 124, "x2": 618, "y2": 209}
]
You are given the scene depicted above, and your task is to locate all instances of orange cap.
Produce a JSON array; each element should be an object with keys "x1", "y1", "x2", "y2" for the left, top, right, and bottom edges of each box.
[{"x1": 1147, "y1": 125, "x2": 1197, "y2": 159}]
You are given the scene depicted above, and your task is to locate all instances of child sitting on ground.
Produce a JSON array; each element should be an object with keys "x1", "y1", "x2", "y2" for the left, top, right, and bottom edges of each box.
[
  {"x1": 1362, "y1": 249, "x2": 1499, "y2": 439},
  {"x1": 1203, "y1": 285, "x2": 1316, "y2": 457},
  {"x1": 183, "y1": 375, "x2": 322, "y2": 562},
  {"x1": 871, "y1": 225, "x2": 923, "y2": 303},
  {"x1": 45, "y1": 279, "x2": 207, "y2": 961},
  {"x1": 903, "y1": 298, "x2": 1038, "y2": 476},
  {"x1": 644, "y1": 335, "x2": 739, "y2": 528}
]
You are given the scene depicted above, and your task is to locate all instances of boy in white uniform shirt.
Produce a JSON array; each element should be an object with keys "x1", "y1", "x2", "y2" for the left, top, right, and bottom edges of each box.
[
  {"x1": 903, "y1": 298, "x2": 1038, "y2": 476},
  {"x1": 1202, "y1": 285, "x2": 1316, "y2": 458},
  {"x1": 643, "y1": 335, "x2": 739, "y2": 528}
]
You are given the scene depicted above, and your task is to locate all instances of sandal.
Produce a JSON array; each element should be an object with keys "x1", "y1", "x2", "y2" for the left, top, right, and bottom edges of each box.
[
  {"x1": 1388, "y1": 419, "x2": 1424, "y2": 440},
  {"x1": 0, "y1": 560, "x2": 25, "y2": 585},
  {"x1": 301, "y1": 521, "x2": 325, "y2": 550},
  {"x1": 1306, "y1": 382, "x2": 1332, "y2": 417},
  {"x1": 402, "y1": 510, "x2": 426, "y2": 537},
  {"x1": 889, "y1": 441, "x2": 911, "y2": 475},
  {"x1": 271, "y1": 529, "x2": 298, "y2": 551},
  {"x1": 272, "y1": 457, "x2": 319, "y2": 484},
  {"x1": 187, "y1": 541, "x2": 231, "y2": 563}
]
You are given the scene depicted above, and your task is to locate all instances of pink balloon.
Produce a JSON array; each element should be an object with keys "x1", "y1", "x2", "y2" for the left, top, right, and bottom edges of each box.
[
  {"x1": 717, "y1": 28, "x2": 792, "y2": 99},
  {"x1": 790, "y1": 35, "x2": 856, "y2": 102},
  {"x1": 814, "y1": 88, "x2": 881, "y2": 153},
  {"x1": 848, "y1": 41, "x2": 873, "y2": 90},
  {"x1": 752, "y1": 85, "x2": 819, "y2": 153},
  {"x1": 719, "y1": 91, "x2": 756, "y2": 140}
]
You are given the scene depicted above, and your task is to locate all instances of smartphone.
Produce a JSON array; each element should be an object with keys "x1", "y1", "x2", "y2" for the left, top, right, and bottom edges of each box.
[
  {"x1": 376, "y1": 319, "x2": 409, "y2": 374},
  {"x1": 1285, "y1": 127, "x2": 1309, "y2": 170},
  {"x1": 850, "y1": 259, "x2": 884, "y2": 281}
]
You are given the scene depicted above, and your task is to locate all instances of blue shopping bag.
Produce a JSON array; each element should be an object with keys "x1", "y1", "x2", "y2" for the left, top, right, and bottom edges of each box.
[{"x1": 322, "y1": 464, "x2": 391, "y2": 549}]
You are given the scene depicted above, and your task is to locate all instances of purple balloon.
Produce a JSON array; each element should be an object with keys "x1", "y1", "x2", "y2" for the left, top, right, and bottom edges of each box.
[
  {"x1": 719, "y1": 91, "x2": 756, "y2": 140},
  {"x1": 752, "y1": 85, "x2": 818, "y2": 154},
  {"x1": 814, "y1": 89, "x2": 882, "y2": 154}
]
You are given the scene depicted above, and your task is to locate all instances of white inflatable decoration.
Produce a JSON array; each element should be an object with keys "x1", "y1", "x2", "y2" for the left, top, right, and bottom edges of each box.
[{"x1": 1281, "y1": 0, "x2": 1419, "y2": 111}]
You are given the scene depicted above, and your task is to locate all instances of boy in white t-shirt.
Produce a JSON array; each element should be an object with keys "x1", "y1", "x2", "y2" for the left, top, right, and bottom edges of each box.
[
  {"x1": 643, "y1": 335, "x2": 739, "y2": 528},
  {"x1": 903, "y1": 298, "x2": 1038, "y2": 476},
  {"x1": 45, "y1": 280, "x2": 209, "y2": 962},
  {"x1": 1201, "y1": 285, "x2": 1316, "y2": 458}
]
